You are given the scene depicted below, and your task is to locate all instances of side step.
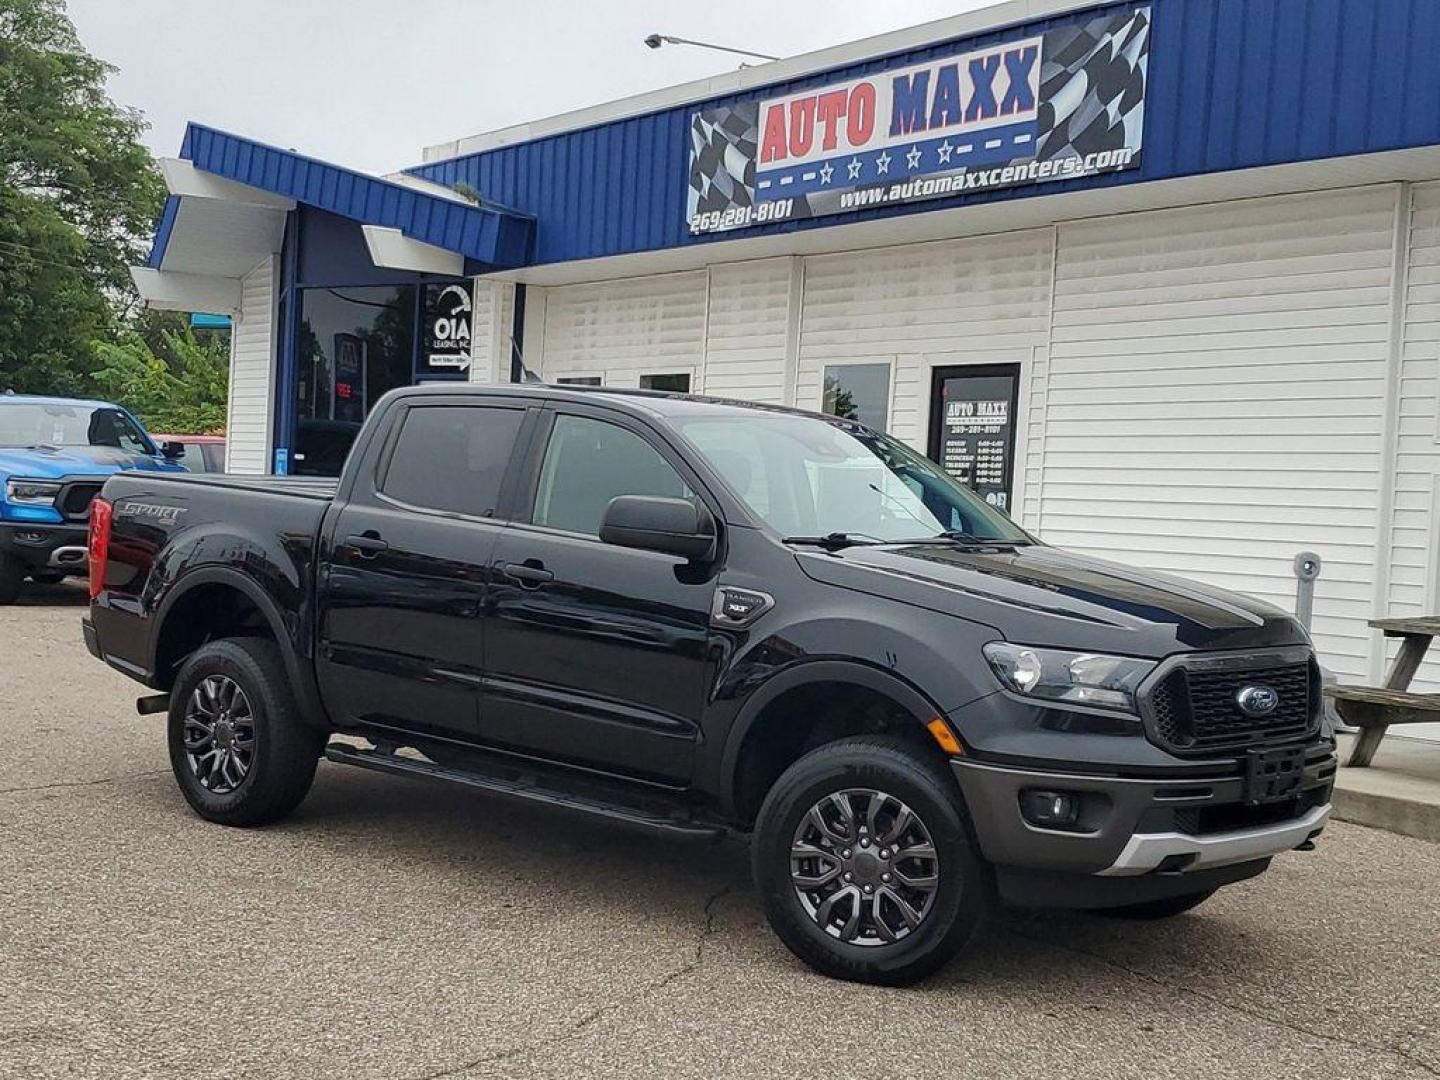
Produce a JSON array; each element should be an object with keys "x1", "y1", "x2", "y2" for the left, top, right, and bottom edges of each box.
[{"x1": 323, "y1": 742, "x2": 726, "y2": 841}]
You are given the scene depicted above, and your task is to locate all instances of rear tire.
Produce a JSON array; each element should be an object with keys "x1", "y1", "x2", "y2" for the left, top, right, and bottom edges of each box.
[
  {"x1": 752, "y1": 735, "x2": 992, "y2": 986},
  {"x1": 0, "y1": 555, "x2": 23, "y2": 604},
  {"x1": 167, "y1": 638, "x2": 324, "y2": 827},
  {"x1": 1095, "y1": 889, "x2": 1216, "y2": 920}
]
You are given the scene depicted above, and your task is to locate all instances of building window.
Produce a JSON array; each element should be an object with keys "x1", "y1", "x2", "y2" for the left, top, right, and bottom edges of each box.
[
  {"x1": 640, "y1": 372, "x2": 691, "y2": 392},
  {"x1": 293, "y1": 285, "x2": 416, "y2": 476},
  {"x1": 823, "y1": 363, "x2": 891, "y2": 432},
  {"x1": 556, "y1": 376, "x2": 602, "y2": 386}
]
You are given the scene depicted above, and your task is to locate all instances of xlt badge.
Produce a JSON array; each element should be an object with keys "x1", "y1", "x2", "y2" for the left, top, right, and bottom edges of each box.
[{"x1": 711, "y1": 587, "x2": 774, "y2": 629}]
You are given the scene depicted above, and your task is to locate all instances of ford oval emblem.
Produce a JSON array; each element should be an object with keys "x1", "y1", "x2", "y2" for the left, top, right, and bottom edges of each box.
[{"x1": 1236, "y1": 684, "x2": 1280, "y2": 717}]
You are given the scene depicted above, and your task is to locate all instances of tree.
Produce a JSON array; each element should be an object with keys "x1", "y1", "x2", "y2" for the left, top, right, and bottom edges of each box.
[
  {"x1": 0, "y1": 0, "x2": 166, "y2": 394},
  {"x1": 91, "y1": 328, "x2": 229, "y2": 435}
]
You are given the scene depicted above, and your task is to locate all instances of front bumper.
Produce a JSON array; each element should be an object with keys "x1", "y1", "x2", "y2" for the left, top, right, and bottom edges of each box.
[
  {"x1": 951, "y1": 741, "x2": 1335, "y2": 887},
  {"x1": 0, "y1": 521, "x2": 89, "y2": 574}
]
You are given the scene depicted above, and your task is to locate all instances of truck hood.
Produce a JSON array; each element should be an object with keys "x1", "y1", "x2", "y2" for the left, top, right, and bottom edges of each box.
[
  {"x1": 0, "y1": 445, "x2": 178, "y2": 481},
  {"x1": 796, "y1": 542, "x2": 1308, "y2": 657}
]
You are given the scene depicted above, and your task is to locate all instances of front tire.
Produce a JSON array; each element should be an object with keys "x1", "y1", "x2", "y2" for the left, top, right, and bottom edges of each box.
[
  {"x1": 752, "y1": 735, "x2": 993, "y2": 986},
  {"x1": 167, "y1": 638, "x2": 324, "y2": 827}
]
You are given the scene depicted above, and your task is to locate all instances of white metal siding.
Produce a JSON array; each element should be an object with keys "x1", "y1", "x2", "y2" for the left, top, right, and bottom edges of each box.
[
  {"x1": 224, "y1": 257, "x2": 276, "y2": 475},
  {"x1": 1387, "y1": 181, "x2": 1440, "y2": 693},
  {"x1": 469, "y1": 280, "x2": 515, "y2": 385},
  {"x1": 536, "y1": 271, "x2": 706, "y2": 387},
  {"x1": 796, "y1": 231, "x2": 1053, "y2": 449},
  {"x1": 702, "y1": 260, "x2": 792, "y2": 404},
  {"x1": 1043, "y1": 188, "x2": 1398, "y2": 680}
]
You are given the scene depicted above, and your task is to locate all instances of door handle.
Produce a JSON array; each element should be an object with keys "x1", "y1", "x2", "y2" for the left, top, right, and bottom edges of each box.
[
  {"x1": 501, "y1": 561, "x2": 554, "y2": 587},
  {"x1": 344, "y1": 532, "x2": 390, "y2": 557}
]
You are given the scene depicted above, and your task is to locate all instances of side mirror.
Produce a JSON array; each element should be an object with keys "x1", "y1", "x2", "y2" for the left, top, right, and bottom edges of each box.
[
  {"x1": 160, "y1": 441, "x2": 184, "y2": 460},
  {"x1": 599, "y1": 495, "x2": 716, "y2": 561}
]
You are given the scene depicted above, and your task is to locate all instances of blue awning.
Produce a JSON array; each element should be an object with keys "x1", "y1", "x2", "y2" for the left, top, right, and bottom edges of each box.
[{"x1": 147, "y1": 123, "x2": 534, "y2": 273}]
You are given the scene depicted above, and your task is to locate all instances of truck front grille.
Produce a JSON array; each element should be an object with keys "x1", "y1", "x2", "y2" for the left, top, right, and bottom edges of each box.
[
  {"x1": 56, "y1": 482, "x2": 103, "y2": 522},
  {"x1": 1141, "y1": 649, "x2": 1319, "y2": 756}
]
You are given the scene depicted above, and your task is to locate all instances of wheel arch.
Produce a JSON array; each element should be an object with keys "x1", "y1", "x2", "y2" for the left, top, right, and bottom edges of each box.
[
  {"x1": 150, "y1": 567, "x2": 328, "y2": 728},
  {"x1": 718, "y1": 660, "x2": 956, "y2": 824}
]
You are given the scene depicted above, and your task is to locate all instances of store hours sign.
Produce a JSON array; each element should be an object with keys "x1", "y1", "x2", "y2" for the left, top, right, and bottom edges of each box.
[{"x1": 686, "y1": 6, "x2": 1149, "y2": 234}]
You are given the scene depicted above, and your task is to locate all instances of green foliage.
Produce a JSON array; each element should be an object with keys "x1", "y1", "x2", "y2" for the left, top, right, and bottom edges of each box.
[
  {"x1": 0, "y1": 0, "x2": 169, "y2": 396},
  {"x1": 91, "y1": 329, "x2": 228, "y2": 435}
]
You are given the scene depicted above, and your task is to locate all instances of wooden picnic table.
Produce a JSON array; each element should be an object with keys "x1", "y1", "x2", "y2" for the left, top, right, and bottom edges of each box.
[{"x1": 1324, "y1": 616, "x2": 1440, "y2": 767}]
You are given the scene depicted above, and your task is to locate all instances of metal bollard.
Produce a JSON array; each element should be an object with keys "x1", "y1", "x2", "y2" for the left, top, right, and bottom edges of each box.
[{"x1": 1293, "y1": 551, "x2": 1322, "y2": 633}]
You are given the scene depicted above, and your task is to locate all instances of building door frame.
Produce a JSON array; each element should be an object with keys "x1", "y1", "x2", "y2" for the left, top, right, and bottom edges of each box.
[{"x1": 921, "y1": 348, "x2": 1033, "y2": 523}]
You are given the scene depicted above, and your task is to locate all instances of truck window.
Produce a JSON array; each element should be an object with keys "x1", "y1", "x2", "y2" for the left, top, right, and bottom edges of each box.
[
  {"x1": 532, "y1": 415, "x2": 691, "y2": 536},
  {"x1": 381, "y1": 405, "x2": 524, "y2": 517}
]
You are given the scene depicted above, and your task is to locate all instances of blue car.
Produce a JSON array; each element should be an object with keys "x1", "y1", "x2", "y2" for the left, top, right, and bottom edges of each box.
[{"x1": 0, "y1": 394, "x2": 186, "y2": 603}]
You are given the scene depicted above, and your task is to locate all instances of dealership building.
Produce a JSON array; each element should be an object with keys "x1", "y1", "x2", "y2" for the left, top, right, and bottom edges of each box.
[{"x1": 132, "y1": 0, "x2": 1440, "y2": 695}]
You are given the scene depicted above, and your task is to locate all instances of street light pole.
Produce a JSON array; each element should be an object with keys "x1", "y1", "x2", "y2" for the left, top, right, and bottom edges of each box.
[{"x1": 642, "y1": 34, "x2": 780, "y2": 63}]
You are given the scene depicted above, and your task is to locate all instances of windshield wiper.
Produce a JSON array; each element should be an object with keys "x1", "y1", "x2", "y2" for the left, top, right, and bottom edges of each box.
[
  {"x1": 894, "y1": 532, "x2": 1033, "y2": 547},
  {"x1": 783, "y1": 532, "x2": 883, "y2": 550}
]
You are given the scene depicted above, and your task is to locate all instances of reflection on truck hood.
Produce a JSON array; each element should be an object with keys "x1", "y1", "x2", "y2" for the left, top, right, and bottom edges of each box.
[
  {"x1": 0, "y1": 445, "x2": 178, "y2": 480},
  {"x1": 797, "y1": 542, "x2": 1307, "y2": 657}
]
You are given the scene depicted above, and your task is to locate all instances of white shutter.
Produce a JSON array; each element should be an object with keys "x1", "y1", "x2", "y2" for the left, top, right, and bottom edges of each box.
[
  {"x1": 702, "y1": 259, "x2": 792, "y2": 403},
  {"x1": 1387, "y1": 181, "x2": 1440, "y2": 696},
  {"x1": 1043, "y1": 187, "x2": 1397, "y2": 680},
  {"x1": 537, "y1": 271, "x2": 706, "y2": 386},
  {"x1": 797, "y1": 230, "x2": 1053, "y2": 448},
  {"x1": 224, "y1": 256, "x2": 276, "y2": 475}
]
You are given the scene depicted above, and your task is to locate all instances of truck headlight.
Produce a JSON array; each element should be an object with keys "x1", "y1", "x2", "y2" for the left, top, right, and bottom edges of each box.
[
  {"x1": 982, "y1": 642, "x2": 1154, "y2": 713},
  {"x1": 5, "y1": 479, "x2": 62, "y2": 505}
]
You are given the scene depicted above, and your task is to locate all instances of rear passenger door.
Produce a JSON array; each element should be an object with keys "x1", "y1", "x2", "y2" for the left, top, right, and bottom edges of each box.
[
  {"x1": 317, "y1": 398, "x2": 531, "y2": 744},
  {"x1": 480, "y1": 406, "x2": 719, "y2": 783}
]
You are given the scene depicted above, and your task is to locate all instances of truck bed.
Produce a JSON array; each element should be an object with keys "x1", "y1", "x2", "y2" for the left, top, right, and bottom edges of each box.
[{"x1": 139, "y1": 473, "x2": 339, "y2": 500}]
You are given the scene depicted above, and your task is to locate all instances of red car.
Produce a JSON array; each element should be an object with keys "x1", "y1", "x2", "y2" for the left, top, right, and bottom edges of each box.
[{"x1": 152, "y1": 434, "x2": 226, "y2": 473}]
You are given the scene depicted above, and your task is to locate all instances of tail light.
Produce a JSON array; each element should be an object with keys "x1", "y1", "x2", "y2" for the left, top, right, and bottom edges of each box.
[{"x1": 88, "y1": 497, "x2": 113, "y2": 600}]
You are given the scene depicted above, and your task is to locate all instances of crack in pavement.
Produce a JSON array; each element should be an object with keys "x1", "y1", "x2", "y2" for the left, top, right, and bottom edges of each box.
[
  {"x1": 412, "y1": 881, "x2": 739, "y2": 1080},
  {"x1": 0, "y1": 770, "x2": 168, "y2": 796},
  {"x1": 1006, "y1": 925, "x2": 1440, "y2": 1079}
]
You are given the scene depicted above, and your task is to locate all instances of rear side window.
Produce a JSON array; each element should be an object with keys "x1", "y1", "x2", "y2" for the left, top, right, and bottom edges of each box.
[
  {"x1": 382, "y1": 405, "x2": 524, "y2": 517},
  {"x1": 532, "y1": 415, "x2": 691, "y2": 536}
]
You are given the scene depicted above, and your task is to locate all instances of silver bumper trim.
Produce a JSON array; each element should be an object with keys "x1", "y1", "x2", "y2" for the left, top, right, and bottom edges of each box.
[
  {"x1": 1098, "y1": 803, "x2": 1331, "y2": 876},
  {"x1": 47, "y1": 545, "x2": 88, "y2": 568}
]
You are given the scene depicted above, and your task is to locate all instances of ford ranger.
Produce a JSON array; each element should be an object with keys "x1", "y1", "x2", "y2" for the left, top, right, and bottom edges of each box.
[
  {"x1": 0, "y1": 394, "x2": 183, "y2": 603},
  {"x1": 82, "y1": 385, "x2": 1335, "y2": 984}
]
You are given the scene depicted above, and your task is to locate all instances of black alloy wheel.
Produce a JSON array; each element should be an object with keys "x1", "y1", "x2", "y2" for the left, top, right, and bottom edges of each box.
[
  {"x1": 753, "y1": 735, "x2": 993, "y2": 985},
  {"x1": 181, "y1": 674, "x2": 256, "y2": 794},
  {"x1": 790, "y1": 788, "x2": 941, "y2": 946},
  {"x1": 167, "y1": 638, "x2": 324, "y2": 827}
]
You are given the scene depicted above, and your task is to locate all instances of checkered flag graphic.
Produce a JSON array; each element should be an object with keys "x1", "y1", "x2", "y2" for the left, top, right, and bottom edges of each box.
[
  {"x1": 1036, "y1": 7, "x2": 1150, "y2": 162},
  {"x1": 687, "y1": 103, "x2": 760, "y2": 217}
]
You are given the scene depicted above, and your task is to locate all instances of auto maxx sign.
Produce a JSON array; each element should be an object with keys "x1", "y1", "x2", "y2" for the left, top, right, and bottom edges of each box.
[{"x1": 686, "y1": 6, "x2": 1150, "y2": 235}]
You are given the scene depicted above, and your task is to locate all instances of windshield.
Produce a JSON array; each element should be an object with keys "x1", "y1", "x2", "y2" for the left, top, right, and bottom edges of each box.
[
  {"x1": 0, "y1": 403, "x2": 154, "y2": 455},
  {"x1": 675, "y1": 411, "x2": 1030, "y2": 544}
]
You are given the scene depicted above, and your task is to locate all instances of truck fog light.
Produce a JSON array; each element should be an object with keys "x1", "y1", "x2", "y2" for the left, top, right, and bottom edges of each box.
[{"x1": 1020, "y1": 789, "x2": 1081, "y2": 829}]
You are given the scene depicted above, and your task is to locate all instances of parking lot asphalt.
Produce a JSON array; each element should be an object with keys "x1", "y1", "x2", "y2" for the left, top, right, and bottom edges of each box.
[{"x1": 2, "y1": 583, "x2": 1438, "y2": 1080}]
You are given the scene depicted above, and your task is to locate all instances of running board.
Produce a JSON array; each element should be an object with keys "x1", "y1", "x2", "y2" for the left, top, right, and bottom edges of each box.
[{"x1": 322, "y1": 743, "x2": 725, "y2": 840}]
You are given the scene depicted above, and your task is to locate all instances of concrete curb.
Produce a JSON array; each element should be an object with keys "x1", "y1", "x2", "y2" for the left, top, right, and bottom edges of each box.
[{"x1": 1332, "y1": 734, "x2": 1440, "y2": 844}]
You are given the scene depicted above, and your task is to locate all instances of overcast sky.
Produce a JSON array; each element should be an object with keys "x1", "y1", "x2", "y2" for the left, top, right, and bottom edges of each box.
[{"x1": 66, "y1": 0, "x2": 995, "y2": 175}]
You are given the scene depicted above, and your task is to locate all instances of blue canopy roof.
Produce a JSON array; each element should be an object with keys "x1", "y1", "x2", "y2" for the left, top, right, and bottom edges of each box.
[{"x1": 149, "y1": 123, "x2": 534, "y2": 272}]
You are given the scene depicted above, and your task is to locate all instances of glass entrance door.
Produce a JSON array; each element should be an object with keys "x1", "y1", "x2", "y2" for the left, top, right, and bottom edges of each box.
[{"x1": 927, "y1": 364, "x2": 1020, "y2": 515}]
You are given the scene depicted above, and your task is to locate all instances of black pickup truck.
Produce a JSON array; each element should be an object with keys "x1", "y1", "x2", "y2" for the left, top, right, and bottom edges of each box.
[{"x1": 83, "y1": 385, "x2": 1335, "y2": 984}]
